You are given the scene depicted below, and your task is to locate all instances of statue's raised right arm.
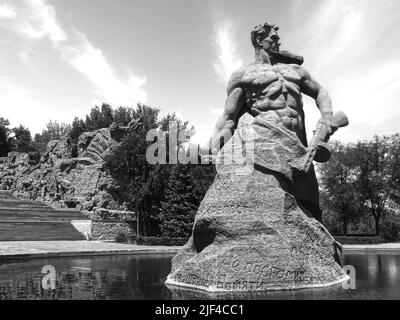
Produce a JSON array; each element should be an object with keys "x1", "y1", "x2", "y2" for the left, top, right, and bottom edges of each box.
[{"x1": 200, "y1": 70, "x2": 246, "y2": 158}]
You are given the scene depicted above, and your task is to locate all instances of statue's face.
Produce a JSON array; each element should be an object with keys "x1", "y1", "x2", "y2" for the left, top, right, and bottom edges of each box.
[{"x1": 259, "y1": 30, "x2": 280, "y2": 54}]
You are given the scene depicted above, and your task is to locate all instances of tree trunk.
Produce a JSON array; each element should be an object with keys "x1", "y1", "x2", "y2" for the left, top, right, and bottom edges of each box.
[
  {"x1": 136, "y1": 211, "x2": 140, "y2": 240},
  {"x1": 374, "y1": 216, "x2": 380, "y2": 235},
  {"x1": 343, "y1": 221, "x2": 348, "y2": 236}
]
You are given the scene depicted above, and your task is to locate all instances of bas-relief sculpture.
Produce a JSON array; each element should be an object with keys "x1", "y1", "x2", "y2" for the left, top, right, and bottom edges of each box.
[
  {"x1": 166, "y1": 22, "x2": 349, "y2": 292},
  {"x1": 0, "y1": 123, "x2": 131, "y2": 213}
]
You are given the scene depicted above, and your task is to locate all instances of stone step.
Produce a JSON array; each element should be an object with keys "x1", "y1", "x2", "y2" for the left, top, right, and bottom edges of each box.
[
  {"x1": 0, "y1": 211, "x2": 88, "y2": 220},
  {"x1": 0, "y1": 205, "x2": 70, "y2": 212},
  {"x1": 0, "y1": 197, "x2": 50, "y2": 203},
  {"x1": 0, "y1": 206, "x2": 83, "y2": 213},
  {"x1": 0, "y1": 214, "x2": 88, "y2": 221},
  {"x1": 0, "y1": 209, "x2": 86, "y2": 216},
  {"x1": 0, "y1": 204, "x2": 56, "y2": 211},
  {"x1": 0, "y1": 192, "x2": 16, "y2": 200},
  {"x1": 0, "y1": 199, "x2": 53, "y2": 207},
  {"x1": 0, "y1": 222, "x2": 87, "y2": 241},
  {"x1": 0, "y1": 219, "x2": 90, "y2": 223},
  {"x1": 0, "y1": 192, "x2": 90, "y2": 241}
]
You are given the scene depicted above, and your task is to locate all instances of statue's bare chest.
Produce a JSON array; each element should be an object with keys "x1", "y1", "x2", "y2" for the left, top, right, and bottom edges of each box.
[{"x1": 241, "y1": 64, "x2": 301, "y2": 89}]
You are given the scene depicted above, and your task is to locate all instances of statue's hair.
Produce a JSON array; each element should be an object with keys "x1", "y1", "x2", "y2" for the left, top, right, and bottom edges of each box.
[{"x1": 251, "y1": 22, "x2": 279, "y2": 49}]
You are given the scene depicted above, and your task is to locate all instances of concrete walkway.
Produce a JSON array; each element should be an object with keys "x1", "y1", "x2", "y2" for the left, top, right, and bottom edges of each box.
[
  {"x1": 1, "y1": 241, "x2": 400, "y2": 261},
  {"x1": 0, "y1": 241, "x2": 181, "y2": 260},
  {"x1": 343, "y1": 243, "x2": 400, "y2": 251}
]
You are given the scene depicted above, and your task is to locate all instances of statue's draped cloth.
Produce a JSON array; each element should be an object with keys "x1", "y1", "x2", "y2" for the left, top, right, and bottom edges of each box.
[
  {"x1": 247, "y1": 114, "x2": 308, "y2": 180},
  {"x1": 218, "y1": 113, "x2": 321, "y2": 221}
]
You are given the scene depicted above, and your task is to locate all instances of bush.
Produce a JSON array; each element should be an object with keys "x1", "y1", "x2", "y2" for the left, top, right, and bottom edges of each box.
[
  {"x1": 115, "y1": 232, "x2": 128, "y2": 243},
  {"x1": 380, "y1": 222, "x2": 400, "y2": 242},
  {"x1": 136, "y1": 236, "x2": 188, "y2": 246},
  {"x1": 334, "y1": 235, "x2": 385, "y2": 244},
  {"x1": 28, "y1": 152, "x2": 41, "y2": 165}
]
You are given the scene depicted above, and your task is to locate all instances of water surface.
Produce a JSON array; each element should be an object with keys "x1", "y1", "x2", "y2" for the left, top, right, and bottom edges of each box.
[{"x1": 0, "y1": 252, "x2": 399, "y2": 300}]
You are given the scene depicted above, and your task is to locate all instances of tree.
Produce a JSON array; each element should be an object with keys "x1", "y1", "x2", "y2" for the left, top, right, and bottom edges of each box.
[
  {"x1": 85, "y1": 104, "x2": 114, "y2": 131},
  {"x1": 12, "y1": 125, "x2": 33, "y2": 153},
  {"x1": 33, "y1": 121, "x2": 71, "y2": 152},
  {"x1": 105, "y1": 104, "x2": 215, "y2": 237},
  {"x1": 100, "y1": 103, "x2": 114, "y2": 127},
  {"x1": 70, "y1": 117, "x2": 87, "y2": 145},
  {"x1": 0, "y1": 117, "x2": 13, "y2": 157},
  {"x1": 387, "y1": 134, "x2": 400, "y2": 204},
  {"x1": 159, "y1": 164, "x2": 201, "y2": 237},
  {"x1": 320, "y1": 135, "x2": 400, "y2": 236},
  {"x1": 354, "y1": 136, "x2": 393, "y2": 235},
  {"x1": 44, "y1": 120, "x2": 71, "y2": 139},
  {"x1": 68, "y1": 104, "x2": 116, "y2": 156},
  {"x1": 105, "y1": 104, "x2": 162, "y2": 236},
  {"x1": 114, "y1": 106, "x2": 134, "y2": 126},
  {"x1": 159, "y1": 163, "x2": 215, "y2": 238},
  {"x1": 319, "y1": 141, "x2": 361, "y2": 235}
]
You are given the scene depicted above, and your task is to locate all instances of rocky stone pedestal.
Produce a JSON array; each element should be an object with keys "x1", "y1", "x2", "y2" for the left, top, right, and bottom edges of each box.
[{"x1": 165, "y1": 114, "x2": 348, "y2": 292}]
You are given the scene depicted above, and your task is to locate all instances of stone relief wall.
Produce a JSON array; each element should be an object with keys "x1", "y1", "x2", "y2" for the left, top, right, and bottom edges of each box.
[{"x1": 0, "y1": 124, "x2": 129, "y2": 215}]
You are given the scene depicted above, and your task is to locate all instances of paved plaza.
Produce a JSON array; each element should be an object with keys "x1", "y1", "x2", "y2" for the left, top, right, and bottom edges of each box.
[
  {"x1": 0, "y1": 241, "x2": 180, "y2": 260},
  {"x1": 0, "y1": 241, "x2": 399, "y2": 261}
]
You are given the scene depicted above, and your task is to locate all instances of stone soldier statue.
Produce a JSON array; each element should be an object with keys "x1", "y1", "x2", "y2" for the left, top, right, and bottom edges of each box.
[
  {"x1": 166, "y1": 22, "x2": 349, "y2": 293},
  {"x1": 200, "y1": 22, "x2": 341, "y2": 222}
]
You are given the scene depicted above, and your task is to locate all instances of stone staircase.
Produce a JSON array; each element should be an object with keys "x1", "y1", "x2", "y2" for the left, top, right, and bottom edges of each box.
[{"x1": 0, "y1": 191, "x2": 90, "y2": 241}]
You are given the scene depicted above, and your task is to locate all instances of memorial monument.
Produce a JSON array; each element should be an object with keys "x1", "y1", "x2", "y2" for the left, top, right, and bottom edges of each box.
[
  {"x1": 0, "y1": 123, "x2": 131, "y2": 212},
  {"x1": 166, "y1": 22, "x2": 349, "y2": 292}
]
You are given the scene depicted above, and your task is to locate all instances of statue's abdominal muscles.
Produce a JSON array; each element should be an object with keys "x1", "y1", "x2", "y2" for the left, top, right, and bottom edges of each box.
[{"x1": 242, "y1": 64, "x2": 305, "y2": 139}]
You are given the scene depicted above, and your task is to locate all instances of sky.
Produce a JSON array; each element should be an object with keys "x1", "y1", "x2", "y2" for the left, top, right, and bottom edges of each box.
[{"x1": 0, "y1": 0, "x2": 399, "y2": 144}]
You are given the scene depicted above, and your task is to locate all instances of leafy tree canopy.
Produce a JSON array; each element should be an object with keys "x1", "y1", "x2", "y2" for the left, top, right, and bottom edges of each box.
[{"x1": 0, "y1": 117, "x2": 13, "y2": 157}]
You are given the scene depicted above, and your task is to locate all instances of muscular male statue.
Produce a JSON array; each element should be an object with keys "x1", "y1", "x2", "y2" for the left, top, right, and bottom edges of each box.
[
  {"x1": 166, "y1": 23, "x2": 348, "y2": 292},
  {"x1": 201, "y1": 23, "x2": 338, "y2": 222}
]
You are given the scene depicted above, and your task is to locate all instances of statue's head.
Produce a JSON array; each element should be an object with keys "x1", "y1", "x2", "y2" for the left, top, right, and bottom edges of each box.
[{"x1": 251, "y1": 22, "x2": 281, "y2": 54}]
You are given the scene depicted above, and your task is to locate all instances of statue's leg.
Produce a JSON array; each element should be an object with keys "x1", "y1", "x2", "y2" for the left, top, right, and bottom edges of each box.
[{"x1": 292, "y1": 165, "x2": 322, "y2": 222}]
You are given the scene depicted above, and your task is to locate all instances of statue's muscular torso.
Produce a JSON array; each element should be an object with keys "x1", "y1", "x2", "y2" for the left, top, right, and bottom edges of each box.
[{"x1": 232, "y1": 63, "x2": 307, "y2": 145}]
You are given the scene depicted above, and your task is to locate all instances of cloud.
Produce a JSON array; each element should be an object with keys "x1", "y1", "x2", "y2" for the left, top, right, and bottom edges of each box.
[
  {"x1": 331, "y1": 60, "x2": 400, "y2": 141},
  {"x1": 61, "y1": 30, "x2": 147, "y2": 104},
  {"x1": 286, "y1": 0, "x2": 400, "y2": 142},
  {"x1": 188, "y1": 108, "x2": 224, "y2": 145},
  {"x1": 213, "y1": 19, "x2": 243, "y2": 83},
  {"x1": 0, "y1": 0, "x2": 146, "y2": 106},
  {"x1": 210, "y1": 107, "x2": 223, "y2": 116},
  {"x1": 0, "y1": 3, "x2": 16, "y2": 18},
  {"x1": 0, "y1": 0, "x2": 67, "y2": 42},
  {"x1": 0, "y1": 79, "x2": 68, "y2": 134},
  {"x1": 290, "y1": 1, "x2": 363, "y2": 74},
  {"x1": 289, "y1": 0, "x2": 304, "y2": 13},
  {"x1": 190, "y1": 123, "x2": 213, "y2": 145},
  {"x1": 19, "y1": 0, "x2": 67, "y2": 43}
]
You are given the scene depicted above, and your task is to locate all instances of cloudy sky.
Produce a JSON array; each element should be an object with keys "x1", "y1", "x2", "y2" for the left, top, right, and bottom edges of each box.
[{"x1": 0, "y1": 0, "x2": 399, "y2": 144}]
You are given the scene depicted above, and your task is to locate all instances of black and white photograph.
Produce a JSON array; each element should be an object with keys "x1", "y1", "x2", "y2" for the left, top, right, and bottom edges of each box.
[{"x1": 0, "y1": 0, "x2": 399, "y2": 311}]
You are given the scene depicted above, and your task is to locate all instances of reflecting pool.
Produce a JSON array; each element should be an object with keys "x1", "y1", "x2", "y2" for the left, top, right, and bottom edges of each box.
[{"x1": 1, "y1": 252, "x2": 399, "y2": 300}]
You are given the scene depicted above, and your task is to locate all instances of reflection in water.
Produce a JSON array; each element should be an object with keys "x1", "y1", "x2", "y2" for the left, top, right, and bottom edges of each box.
[
  {"x1": 1, "y1": 252, "x2": 400, "y2": 300},
  {"x1": 0, "y1": 254, "x2": 174, "y2": 300},
  {"x1": 387, "y1": 257, "x2": 398, "y2": 279}
]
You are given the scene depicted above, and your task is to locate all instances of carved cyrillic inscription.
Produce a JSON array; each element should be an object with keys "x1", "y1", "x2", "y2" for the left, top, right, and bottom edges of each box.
[
  {"x1": 174, "y1": 273, "x2": 214, "y2": 288},
  {"x1": 173, "y1": 258, "x2": 307, "y2": 291}
]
